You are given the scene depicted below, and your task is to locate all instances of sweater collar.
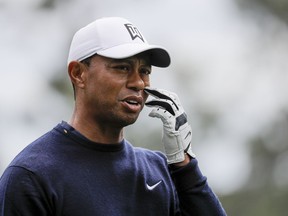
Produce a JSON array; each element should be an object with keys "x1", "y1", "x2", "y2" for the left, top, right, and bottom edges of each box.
[{"x1": 55, "y1": 121, "x2": 125, "y2": 152}]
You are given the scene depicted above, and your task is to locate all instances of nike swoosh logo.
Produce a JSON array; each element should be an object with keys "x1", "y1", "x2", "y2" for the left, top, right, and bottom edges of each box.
[
  {"x1": 146, "y1": 180, "x2": 162, "y2": 191},
  {"x1": 185, "y1": 131, "x2": 192, "y2": 139}
]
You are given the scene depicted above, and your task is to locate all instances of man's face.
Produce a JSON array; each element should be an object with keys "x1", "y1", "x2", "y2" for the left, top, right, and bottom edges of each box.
[{"x1": 79, "y1": 54, "x2": 151, "y2": 128}]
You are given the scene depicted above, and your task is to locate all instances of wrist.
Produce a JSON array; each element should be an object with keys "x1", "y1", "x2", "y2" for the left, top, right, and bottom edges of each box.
[{"x1": 172, "y1": 154, "x2": 190, "y2": 167}]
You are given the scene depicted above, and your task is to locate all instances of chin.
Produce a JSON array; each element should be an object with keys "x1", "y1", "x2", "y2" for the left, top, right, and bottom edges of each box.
[
  {"x1": 120, "y1": 115, "x2": 139, "y2": 127},
  {"x1": 124, "y1": 118, "x2": 138, "y2": 127}
]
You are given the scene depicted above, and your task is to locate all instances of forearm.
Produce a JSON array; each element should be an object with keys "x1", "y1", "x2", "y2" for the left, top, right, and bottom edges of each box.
[{"x1": 170, "y1": 159, "x2": 226, "y2": 216}]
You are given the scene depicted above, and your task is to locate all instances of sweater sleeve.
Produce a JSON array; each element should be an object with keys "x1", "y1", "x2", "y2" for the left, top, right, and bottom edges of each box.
[
  {"x1": 0, "y1": 166, "x2": 53, "y2": 216},
  {"x1": 169, "y1": 159, "x2": 227, "y2": 216}
]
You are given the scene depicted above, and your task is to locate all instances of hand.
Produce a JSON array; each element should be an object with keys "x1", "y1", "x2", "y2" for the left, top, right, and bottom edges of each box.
[{"x1": 144, "y1": 87, "x2": 195, "y2": 164}]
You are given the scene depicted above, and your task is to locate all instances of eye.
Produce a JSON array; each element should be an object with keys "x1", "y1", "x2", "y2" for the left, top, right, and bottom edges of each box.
[
  {"x1": 113, "y1": 65, "x2": 131, "y2": 72},
  {"x1": 140, "y1": 68, "x2": 151, "y2": 75}
]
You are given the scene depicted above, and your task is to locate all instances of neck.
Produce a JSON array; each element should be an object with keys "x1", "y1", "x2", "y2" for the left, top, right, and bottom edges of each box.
[{"x1": 69, "y1": 112, "x2": 124, "y2": 144}]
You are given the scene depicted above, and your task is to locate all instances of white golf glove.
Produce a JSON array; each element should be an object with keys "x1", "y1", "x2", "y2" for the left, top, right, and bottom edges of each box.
[{"x1": 144, "y1": 87, "x2": 195, "y2": 164}]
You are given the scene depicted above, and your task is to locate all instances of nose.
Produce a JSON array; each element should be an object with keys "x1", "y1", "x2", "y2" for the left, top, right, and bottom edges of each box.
[{"x1": 126, "y1": 71, "x2": 147, "y2": 91}]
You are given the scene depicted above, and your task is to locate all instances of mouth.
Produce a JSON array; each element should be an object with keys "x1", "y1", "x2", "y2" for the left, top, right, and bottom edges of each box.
[
  {"x1": 121, "y1": 96, "x2": 143, "y2": 113},
  {"x1": 125, "y1": 100, "x2": 140, "y2": 105}
]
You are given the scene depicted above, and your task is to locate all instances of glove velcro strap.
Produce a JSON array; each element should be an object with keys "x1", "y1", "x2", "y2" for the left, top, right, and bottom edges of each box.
[
  {"x1": 163, "y1": 132, "x2": 186, "y2": 164},
  {"x1": 163, "y1": 125, "x2": 196, "y2": 164},
  {"x1": 166, "y1": 152, "x2": 186, "y2": 164}
]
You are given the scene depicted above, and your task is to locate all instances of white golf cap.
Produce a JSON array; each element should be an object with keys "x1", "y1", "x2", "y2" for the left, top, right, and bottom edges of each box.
[{"x1": 67, "y1": 17, "x2": 170, "y2": 67}]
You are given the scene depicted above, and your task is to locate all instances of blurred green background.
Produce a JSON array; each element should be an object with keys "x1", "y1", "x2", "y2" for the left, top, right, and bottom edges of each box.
[{"x1": 1, "y1": 0, "x2": 288, "y2": 215}]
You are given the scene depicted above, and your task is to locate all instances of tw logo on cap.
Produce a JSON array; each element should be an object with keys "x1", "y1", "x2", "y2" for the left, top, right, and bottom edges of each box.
[{"x1": 124, "y1": 23, "x2": 145, "y2": 42}]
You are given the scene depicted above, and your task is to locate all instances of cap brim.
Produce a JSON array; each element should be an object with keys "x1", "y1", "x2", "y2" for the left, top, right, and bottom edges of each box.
[{"x1": 97, "y1": 43, "x2": 170, "y2": 68}]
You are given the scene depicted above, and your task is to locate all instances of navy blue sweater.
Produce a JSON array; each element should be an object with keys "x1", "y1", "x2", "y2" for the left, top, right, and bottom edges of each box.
[{"x1": 0, "y1": 122, "x2": 226, "y2": 215}]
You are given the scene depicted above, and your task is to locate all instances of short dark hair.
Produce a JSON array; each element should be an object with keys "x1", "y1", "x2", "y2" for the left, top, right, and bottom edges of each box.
[{"x1": 80, "y1": 54, "x2": 97, "y2": 67}]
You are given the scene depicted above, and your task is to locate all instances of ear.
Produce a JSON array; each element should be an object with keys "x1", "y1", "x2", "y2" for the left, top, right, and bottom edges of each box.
[{"x1": 68, "y1": 61, "x2": 86, "y2": 89}]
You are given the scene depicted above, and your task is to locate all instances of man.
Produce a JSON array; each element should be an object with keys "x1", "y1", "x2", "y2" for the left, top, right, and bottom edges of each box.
[{"x1": 0, "y1": 17, "x2": 226, "y2": 215}]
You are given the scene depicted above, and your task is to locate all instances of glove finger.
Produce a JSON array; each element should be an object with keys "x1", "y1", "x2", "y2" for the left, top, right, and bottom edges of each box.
[
  {"x1": 144, "y1": 87, "x2": 179, "y2": 111},
  {"x1": 148, "y1": 108, "x2": 173, "y2": 125},
  {"x1": 145, "y1": 100, "x2": 175, "y2": 116}
]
